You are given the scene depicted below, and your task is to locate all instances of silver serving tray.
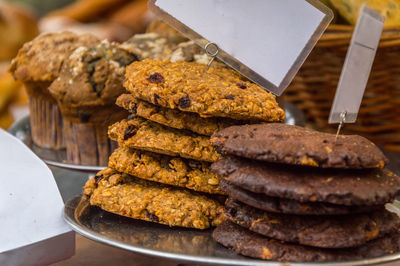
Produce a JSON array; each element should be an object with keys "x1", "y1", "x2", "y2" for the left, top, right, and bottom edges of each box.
[
  {"x1": 8, "y1": 102, "x2": 304, "y2": 173},
  {"x1": 64, "y1": 195, "x2": 400, "y2": 266}
]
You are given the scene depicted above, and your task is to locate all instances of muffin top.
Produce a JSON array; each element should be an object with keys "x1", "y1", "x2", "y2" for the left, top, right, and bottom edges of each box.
[
  {"x1": 49, "y1": 40, "x2": 138, "y2": 110},
  {"x1": 9, "y1": 31, "x2": 99, "y2": 83},
  {"x1": 121, "y1": 32, "x2": 180, "y2": 60},
  {"x1": 121, "y1": 33, "x2": 223, "y2": 67}
]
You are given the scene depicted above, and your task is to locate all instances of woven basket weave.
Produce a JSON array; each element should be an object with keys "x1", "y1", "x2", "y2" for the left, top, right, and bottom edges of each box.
[{"x1": 285, "y1": 25, "x2": 400, "y2": 152}]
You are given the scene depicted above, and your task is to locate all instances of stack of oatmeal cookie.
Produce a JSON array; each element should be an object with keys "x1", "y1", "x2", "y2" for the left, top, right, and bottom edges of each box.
[
  {"x1": 83, "y1": 58, "x2": 285, "y2": 230},
  {"x1": 210, "y1": 123, "x2": 400, "y2": 262}
]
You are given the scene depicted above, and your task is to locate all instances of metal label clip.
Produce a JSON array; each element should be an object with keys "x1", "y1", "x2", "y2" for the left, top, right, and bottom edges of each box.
[
  {"x1": 335, "y1": 111, "x2": 347, "y2": 143},
  {"x1": 205, "y1": 42, "x2": 219, "y2": 69}
]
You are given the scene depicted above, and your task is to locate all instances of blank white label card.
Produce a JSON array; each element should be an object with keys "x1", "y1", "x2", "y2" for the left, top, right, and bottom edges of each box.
[{"x1": 149, "y1": 0, "x2": 333, "y2": 95}]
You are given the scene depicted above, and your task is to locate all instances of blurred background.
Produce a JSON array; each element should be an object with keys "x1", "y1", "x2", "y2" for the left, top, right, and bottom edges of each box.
[{"x1": 0, "y1": 0, "x2": 399, "y2": 152}]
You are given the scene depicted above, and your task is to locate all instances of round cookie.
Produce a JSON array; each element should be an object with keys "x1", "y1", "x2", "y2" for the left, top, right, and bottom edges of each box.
[
  {"x1": 219, "y1": 179, "x2": 383, "y2": 215},
  {"x1": 108, "y1": 147, "x2": 224, "y2": 195},
  {"x1": 84, "y1": 168, "x2": 224, "y2": 229},
  {"x1": 211, "y1": 157, "x2": 400, "y2": 206},
  {"x1": 116, "y1": 93, "x2": 242, "y2": 136},
  {"x1": 124, "y1": 59, "x2": 285, "y2": 122},
  {"x1": 224, "y1": 199, "x2": 400, "y2": 248},
  {"x1": 213, "y1": 220, "x2": 400, "y2": 262},
  {"x1": 210, "y1": 123, "x2": 388, "y2": 169},
  {"x1": 108, "y1": 117, "x2": 222, "y2": 162}
]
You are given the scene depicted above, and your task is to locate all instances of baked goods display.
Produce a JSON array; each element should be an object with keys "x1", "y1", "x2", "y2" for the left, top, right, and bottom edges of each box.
[
  {"x1": 48, "y1": 40, "x2": 137, "y2": 165},
  {"x1": 9, "y1": 32, "x2": 100, "y2": 149},
  {"x1": 83, "y1": 57, "x2": 285, "y2": 229},
  {"x1": 210, "y1": 123, "x2": 400, "y2": 262},
  {"x1": 5, "y1": 6, "x2": 400, "y2": 262}
]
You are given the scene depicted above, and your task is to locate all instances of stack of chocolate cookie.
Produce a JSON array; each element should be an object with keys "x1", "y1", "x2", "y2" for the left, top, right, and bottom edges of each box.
[
  {"x1": 83, "y1": 58, "x2": 285, "y2": 230},
  {"x1": 210, "y1": 123, "x2": 400, "y2": 262}
]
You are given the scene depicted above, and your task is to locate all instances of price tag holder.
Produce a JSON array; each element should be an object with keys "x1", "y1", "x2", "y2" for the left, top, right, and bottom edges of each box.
[
  {"x1": 329, "y1": 6, "x2": 385, "y2": 125},
  {"x1": 148, "y1": 0, "x2": 333, "y2": 95}
]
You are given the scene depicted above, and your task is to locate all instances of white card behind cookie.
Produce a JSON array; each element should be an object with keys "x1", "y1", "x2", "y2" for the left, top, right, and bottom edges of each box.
[
  {"x1": 0, "y1": 129, "x2": 74, "y2": 264},
  {"x1": 150, "y1": 0, "x2": 333, "y2": 95}
]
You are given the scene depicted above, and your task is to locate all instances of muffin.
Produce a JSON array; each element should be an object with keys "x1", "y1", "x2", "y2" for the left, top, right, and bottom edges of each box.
[
  {"x1": 9, "y1": 31, "x2": 99, "y2": 149},
  {"x1": 49, "y1": 40, "x2": 138, "y2": 165}
]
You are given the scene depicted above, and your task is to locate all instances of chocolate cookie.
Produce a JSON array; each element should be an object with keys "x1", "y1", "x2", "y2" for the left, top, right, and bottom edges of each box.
[
  {"x1": 210, "y1": 124, "x2": 388, "y2": 169},
  {"x1": 108, "y1": 147, "x2": 224, "y2": 195},
  {"x1": 211, "y1": 157, "x2": 400, "y2": 206},
  {"x1": 213, "y1": 220, "x2": 400, "y2": 262},
  {"x1": 108, "y1": 117, "x2": 222, "y2": 162},
  {"x1": 84, "y1": 168, "x2": 224, "y2": 229},
  {"x1": 220, "y1": 179, "x2": 382, "y2": 215},
  {"x1": 124, "y1": 59, "x2": 285, "y2": 121},
  {"x1": 116, "y1": 93, "x2": 239, "y2": 136},
  {"x1": 224, "y1": 199, "x2": 400, "y2": 248}
]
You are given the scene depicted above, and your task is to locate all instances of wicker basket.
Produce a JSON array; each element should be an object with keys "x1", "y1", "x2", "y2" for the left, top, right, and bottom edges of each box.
[{"x1": 285, "y1": 25, "x2": 400, "y2": 152}]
